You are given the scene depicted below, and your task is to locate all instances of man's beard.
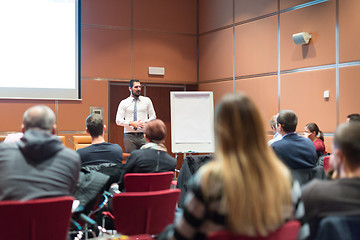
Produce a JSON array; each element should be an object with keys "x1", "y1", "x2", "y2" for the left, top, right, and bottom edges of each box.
[{"x1": 132, "y1": 90, "x2": 141, "y2": 97}]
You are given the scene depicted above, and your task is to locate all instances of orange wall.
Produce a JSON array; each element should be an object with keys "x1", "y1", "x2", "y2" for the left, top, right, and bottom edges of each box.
[
  {"x1": 1, "y1": 0, "x2": 359, "y2": 153},
  {"x1": 0, "y1": 0, "x2": 198, "y2": 149},
  {"x1": 198, "y1": 0, "x2": 360, "y2": 152}
]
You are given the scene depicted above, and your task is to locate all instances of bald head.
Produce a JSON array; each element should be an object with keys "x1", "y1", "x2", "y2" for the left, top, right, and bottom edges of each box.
[
  {"x1": 144, "y1": 119, "x2": 166, "y2": 143},
  {"x1": 22, "y1": 105, "x2": 56, "y2": 133}
]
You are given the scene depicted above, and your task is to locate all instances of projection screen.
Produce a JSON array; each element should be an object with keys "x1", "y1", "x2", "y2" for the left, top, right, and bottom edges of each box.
[{"x1": 0, "y1": 0, "x2": 80, "y2": 100}]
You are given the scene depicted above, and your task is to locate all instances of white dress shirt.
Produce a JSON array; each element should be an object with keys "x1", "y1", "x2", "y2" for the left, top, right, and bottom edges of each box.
[
  {"x1": 268, "y1": 132, "x2": 283, "y2": 145},
  {"x1": 116, "y1": 95, "x2": 156, "y2": 133}
]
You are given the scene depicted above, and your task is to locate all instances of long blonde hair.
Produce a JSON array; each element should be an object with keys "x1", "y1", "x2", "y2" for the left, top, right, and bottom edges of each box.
[{"x1": 201, "y1": 92, "x2": 292, "y2": 236}]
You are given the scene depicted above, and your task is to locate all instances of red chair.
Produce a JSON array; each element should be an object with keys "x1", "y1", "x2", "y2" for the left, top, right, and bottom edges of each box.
[
  {"x1": 0, "y1": 196, "x2": 74, "y2": 240},
  {"x1": 109, "y1": 189, "x2": 180, "y2": 236},
  {"x1": 207, "y1": 220, "x2": 301, "y2": 240},
  {"x1": 124, "y1": 171, "x2": 174, "y2": 192},
  {"x1": 323, "y1": 156, "x2": 330, "y2": 172}
]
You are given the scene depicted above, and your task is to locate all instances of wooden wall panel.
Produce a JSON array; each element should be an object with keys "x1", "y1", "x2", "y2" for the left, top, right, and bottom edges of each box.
[
  {"x1": 199, "y1": 0, "x2": 233, "y2": 33},
  {"x1": 235, "y1": 0, "x2": 277, "y2": 22},
  {"x1": 81, "y1": 0, "x2": 131, "y2": 27},
  {"x1": 133, "y1": 32, "x2": 197, "y2": 84},
  {"x1": 198, "y1": 81, "x2": 233, "y2": 107},
  {"x1": 235, "y1": 75, "x2": 278, "y2": 130},
  {"x1": 134, "y1": 0, "x2": 197, "y2": 34},
  {"x1": 109, "y1": 84, "x2": 129, "y2": 149},
  {"x1": 235, "y1": 16, "x2": 278, "y2": 76},
  {"x1": 0, "y1": 101, "x2": 55, "y2": 132},
  {"x1": 58, "y1": 80, "x2": 108, "y2": 131},
  {"x1": 280, "y1": 0, "x2": 335, "y2": 71},
  {"x1": 280, "y1": 0, "x2": 313, "y2": 10},
  {"x1": 339, "y1": 66, "x2": 360, "y2": 123},
  {"x1": 339, "y1": 0, "x2": 360, "y2": 63},
  {"x1": 81, "y1": 27, "x2": 131, "y2": 79},
  {"x1": 324, "y1": 136, "x2": 333, "y2": 154},
  {"x1": 199, "y1": 29, "x2": 233, "y2": 82},
  {"x1": 280, "y1": 69, "x2": 336, "y2": 133}
]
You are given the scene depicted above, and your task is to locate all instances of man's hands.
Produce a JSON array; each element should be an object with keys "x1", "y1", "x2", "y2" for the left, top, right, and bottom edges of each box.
[{"x1": 130, "y1": 120, "x2": 145, "y2": 130}]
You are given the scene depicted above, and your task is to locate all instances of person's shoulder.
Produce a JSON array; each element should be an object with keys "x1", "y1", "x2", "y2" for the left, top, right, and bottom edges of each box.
[
  {"x1": 76, "y1": 144, "x2": 92, "y2": 153},
  {"x1": 139, "y1": 95, "x2": 152, "y2": 102},
  {"x1": 120, "y1": 96, "x2": 132, "y2": 104},
  {"x1": 127, "y1": 149, "x2": 143, "y2": 159},
  {"x1": 59, "y1": 147, "x2": 81, "y2": 162},
  {"x1": 0, "y1": 142, "x2": 18, "y2": 150},
  {"x1": 106, "y1": 142, "x2": 123, "y2": 151},
  {"x1": 162, "y1": 152, "x2": 176, "y2": 162},
  {"x1": 272, "y1": 138, "x2": 285, "y2": 148},
  {"x1": 302, "y1": 179, "x2": 333, "y2": 198}
]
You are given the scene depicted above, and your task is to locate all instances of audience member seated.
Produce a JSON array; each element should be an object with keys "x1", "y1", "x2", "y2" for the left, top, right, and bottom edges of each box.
[
  {"x1": 0, "y1": 105, "x2": 81, "y2": 200},
  {"x1": 304, "y1": 122, "x2": 327, "y2": 158},
  {"x1": 118, "y1": 119, "x2": 176, "y2": 190},
  {"x1": 268, "y1": 114, "x2": 282, "y2": 145},
  {"x1": 302, "y1": 122, "x2": 360, "y2": 239},
  {"x1": 77, "y1": 113, "x2": 123, "y2": 166},
  {"x1": 347, "y1": 113, "x2": 360, "y2": 123},
  {"x1": 272, "y1": 110, "x2": 317, "y2": 169},
  {"x1": 158, "y1": 93, "x2": 308, "y2": 240}
]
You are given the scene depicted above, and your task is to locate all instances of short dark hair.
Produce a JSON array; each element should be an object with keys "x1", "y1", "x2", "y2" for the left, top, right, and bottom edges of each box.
[
  {"x1": 23, "y1": 105, "x2": 55, "y2": 132},
  {"x1": 347, "y1": 113, "x2": 360, "y2": 122},
  {"x1": 86, "y1": 114, "x2": 104, "y2": 137},
  {"x1": 334, "y1": 122, "x2": 360, "y2": 167},
  {"x1": 129, "y1": 79, "x2": 140, "y2": 88},
  {"x1": 277, "y1": 110, "x2": 298, "y2": 133},
  {"x1": 144, "y1": 119, "x2": 166, "y2": 143}
]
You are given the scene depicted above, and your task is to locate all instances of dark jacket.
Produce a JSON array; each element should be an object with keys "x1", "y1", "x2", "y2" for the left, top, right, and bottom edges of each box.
[
  {"x1": 272, "y1": 132, "x2": 317, "y2": 169},
  {"x1": 118, "y1": 148, "x2": 177, "y2": 190},
  {"x1": 176, "y1": 154, "x2": 213, "y2": 208}
]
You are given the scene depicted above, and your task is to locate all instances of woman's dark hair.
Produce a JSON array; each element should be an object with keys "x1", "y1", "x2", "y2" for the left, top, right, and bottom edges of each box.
[{"x1": 305, "y1": 122, "x2": 324, "y2": 142}]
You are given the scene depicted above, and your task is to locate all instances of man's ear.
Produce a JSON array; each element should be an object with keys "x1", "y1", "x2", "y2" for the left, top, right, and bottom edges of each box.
[
  {"x1": 144, "y1": 134, "x2": 150, "y2": 142},
  {"x1": 331, "y1": 148, "x2": 344, "y2": 171},
  {"x1": 103, "y1": 125, "x2": 107, "y2": 132},
  {"x1": 21, "y1": 124, "x2": 25, "y2": 133},
  {"x1": 86, "y1": 128, "x2": 89, "y2": 134},
  {"x1": 129, "y1": 87, "x2": 132, "y2": 92},
  {"x1": 336, "y1": 149, "x2": 345, "y2": 166},
  {"x1": 52, "y1": 124, "x2": 57, "y2": 135}
]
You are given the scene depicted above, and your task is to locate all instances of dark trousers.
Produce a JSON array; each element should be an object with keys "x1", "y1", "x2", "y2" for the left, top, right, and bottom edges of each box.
[{"x1": 124, "y1": 133, "x2": 145, "y2": 153}]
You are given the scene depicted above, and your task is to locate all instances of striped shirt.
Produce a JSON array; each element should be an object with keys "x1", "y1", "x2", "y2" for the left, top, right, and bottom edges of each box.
[{"x1": 160, "y1": 169, "x2": 309, "y2": 240}]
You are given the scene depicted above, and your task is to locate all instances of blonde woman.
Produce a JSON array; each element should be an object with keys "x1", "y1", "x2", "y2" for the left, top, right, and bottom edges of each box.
[{"x1": 159, "y1": 92, "x2": 308, "y2": 240}]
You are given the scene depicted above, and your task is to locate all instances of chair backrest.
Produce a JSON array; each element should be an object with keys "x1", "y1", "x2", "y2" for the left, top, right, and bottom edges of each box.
[
  {"x1": 0, "y1": 196, "x2": 74, "y2": 240},
  {"x1": 73, "y1": 135, "x2": 92, "y2": 150},
  {"x1": 122, "y1": 152, "x2": 130, "y2": 164},
  {"x1": 57, "y1": 135, "x2": 66, "y2": 145},
  {"x1": 314, "y1": 215, "x2": 360, "y2": 240},
  {"x1": 323, "y1": 156, "x2": 330, "y2": 172},
  {"x1": 177, "y1": 154, "x2": 213, "y2": 208},
  {"x1": 207, "y1": 220, "x2": 300, "y2": 240},
  {"x1": 124, "y1": 171, "x2": 174, "y2": 192},
  {"x1": 112, "y1": 189, "x2": 181, "y2": 235},
  {"x1": 291, "y1": 165, "x2": 326, "y2": 186}
]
